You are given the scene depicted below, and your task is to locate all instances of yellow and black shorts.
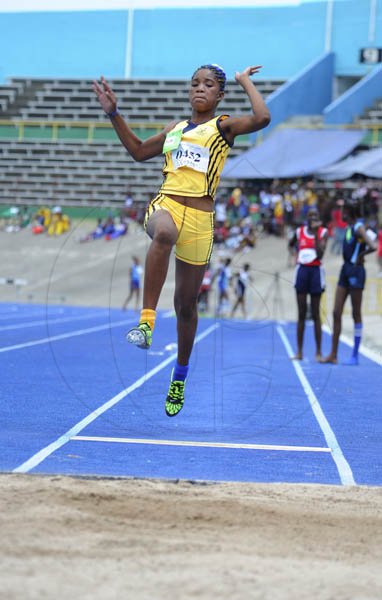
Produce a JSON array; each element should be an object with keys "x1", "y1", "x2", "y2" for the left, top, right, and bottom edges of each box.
[{"x1": 144, "y1": 193, "x2": 214, "y2": 266}]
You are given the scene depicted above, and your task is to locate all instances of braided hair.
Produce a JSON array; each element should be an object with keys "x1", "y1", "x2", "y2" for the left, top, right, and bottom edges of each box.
[{"x1": 193, "y1": 63, "x2": 227, "y2": 91}]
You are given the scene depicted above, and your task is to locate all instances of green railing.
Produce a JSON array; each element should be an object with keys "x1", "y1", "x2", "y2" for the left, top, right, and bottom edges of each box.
[
  {"x1": 278, "y1": 122, "x2": 382, "y2": 145},
  {"x1": 0, "y1": 119, "x2": 164, "y2": 143},
  {"x1": 0, "y1": 119, "x2": 381, "y2": 145}
]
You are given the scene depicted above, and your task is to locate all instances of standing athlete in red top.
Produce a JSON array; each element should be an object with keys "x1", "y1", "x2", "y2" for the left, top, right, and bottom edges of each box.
[{"x1": 289, "y1": 208, "x2": 328, "y2": 360}]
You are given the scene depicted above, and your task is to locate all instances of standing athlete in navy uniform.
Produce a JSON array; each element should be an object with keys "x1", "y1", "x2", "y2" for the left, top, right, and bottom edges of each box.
[
  {"x1": 321, "y1": 200, "x2": 377, "y2": 365},
  {"x1": 230, "y1": 263, "x2": 252, "y2": 319},
  {"x1": 289, "y1": 208, "x2": 328, "y2": 360},
  {"x1": 93, "y1": 64, "x2": 270, "y2": 416},
  {"x1": 217, "y1": 257, "x2": 232, "y2": 316}
]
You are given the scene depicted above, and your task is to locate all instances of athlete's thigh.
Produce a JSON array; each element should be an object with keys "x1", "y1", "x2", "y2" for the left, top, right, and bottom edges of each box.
[
  {"x1": 145, "y1": 208, "x2": 178, "y2": 243},
  {"x1": 333, "y1": 285, "x2": 348, "y2": 315},
  {"x1": 296, "y1": 292, "x2": 308, "y2": 316}
]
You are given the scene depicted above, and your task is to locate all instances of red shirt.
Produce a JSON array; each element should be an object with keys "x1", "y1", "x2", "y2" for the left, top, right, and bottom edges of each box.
[
  {"x1": 296, "y1": 226, "x2": 327, "y2": 266},
  {"x1": 378, "y1": 229, "x2": 382, "y2": 258},
  {"x1": 332, "y1": 208, "x2": 347, "y2": 229}
]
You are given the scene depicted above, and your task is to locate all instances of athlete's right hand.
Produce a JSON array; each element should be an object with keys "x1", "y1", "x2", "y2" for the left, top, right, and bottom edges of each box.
[{"x1": 93, "y1": 77, "x2": 117, "y2": 114}]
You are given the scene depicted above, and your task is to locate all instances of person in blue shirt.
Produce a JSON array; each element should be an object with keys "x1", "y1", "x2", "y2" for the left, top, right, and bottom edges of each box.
[
  {"x1": 122, "y1": 256, "x2": 143, "y2": 311},
  {"x1": 321, "y1": 200, "x2": 377, "y2": 365}
]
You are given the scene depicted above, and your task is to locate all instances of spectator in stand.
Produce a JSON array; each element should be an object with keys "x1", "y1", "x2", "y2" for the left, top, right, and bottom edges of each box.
[
  {"x1": 330, "y1": 199, "x2": 347, "y2": 255},
  {"x1": 377, "y1": 223, "x2": 382, "y2": 277},
  {"x1": 79, "y1": 217, "x2": 105, "y2": 243},
  {"x1": 248, "y1": 193, "x2": 261, "y2": 228},
  {"x1": 235, "y1": 219, "x2": 256, "y2": 253},
  {"x1": 215, "y1": 195, "x2": 227, "y2": 228},
  {"x1": 228, "y1": 187, "x2": 242, "y2": 224},
  {"x1": 259, "y1": 187, "x2": 272, "y2": 233},
  {"x1": 283, "y1": 192, "x2": 294, "y2": 229},
  {"x1": 121, "y1": 189, "x2": 134, "y2": 219},
  {"x1": 214, "y1": 219, "x2": 230, "y2": 247},
  {"x1": 273, "y1": 196, "x2": 284, "y2": 237},
  {"x1": 47, "y1": 206, "x2": 70, "y2": 236},
  {"x1": 32, "y1": 207, "x2": 51, "y2": 234},
  {"x1": 103, "y1": 215, "x2": 116, "y2": 236},
  {"x1": 238, "y1": 190, "x2": 249, "y2": 220},
  {"x1": 105, "y1": 217, "x2": 128, "y2": 240},
  {"x1": 197, "y1": 263, "x2": 214, "y2": 313}
]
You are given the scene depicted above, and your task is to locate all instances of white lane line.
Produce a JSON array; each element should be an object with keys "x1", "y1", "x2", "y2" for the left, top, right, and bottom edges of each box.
[
  {"x1": 0, "y1": 311, "x2": 109, "y2": 332},
  {"x1": 0, "y1": 318, "x2": 135, "y2": 354},
  {"x1": 12, "y1": 323, "x2": 219, "y2": 474},
  {"x1": 72, "y1": 436, "x2": 331, "y2": 453},
  {"x1": 322, "y1": 324, "x2": 382, "y2": 366},
  {"x1": 0, "y1": 307, "x2": 67, "y2": 320},
  {"x1": 277, "y1": 324, "x2": 356, "y2": 486}
]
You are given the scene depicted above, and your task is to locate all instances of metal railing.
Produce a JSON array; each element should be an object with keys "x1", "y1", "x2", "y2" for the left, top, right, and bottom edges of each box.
[
  {"x1": 0, "y1": 119, "x2": 164, "y2": 143},
  {"x1": 1, "y1": 118, "x2": 381, "y2": 145}
]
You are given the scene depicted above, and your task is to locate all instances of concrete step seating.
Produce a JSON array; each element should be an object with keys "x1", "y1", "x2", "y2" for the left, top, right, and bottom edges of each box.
[
  {"x1": 0, "y1": 76, "x2": 284, "y2": 205},
  {"x1": 1, "y1": 77, "x2": 283, "y2": 122},
  {"x1": 0, "y1": 139, "x2": 250, "y2": 204}
]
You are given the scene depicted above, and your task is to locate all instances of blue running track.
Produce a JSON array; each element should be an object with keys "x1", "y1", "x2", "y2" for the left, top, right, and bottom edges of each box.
[{"x1": 1, "y1": 302, "x2": 381, "y2": 486}]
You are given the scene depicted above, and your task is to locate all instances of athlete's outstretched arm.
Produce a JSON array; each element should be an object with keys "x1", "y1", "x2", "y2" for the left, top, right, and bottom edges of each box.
[
  {"x1": 220, "y1": 66, "x2": 271, "y2": 143},
  {"x1": 93, "y1": 77, "x2": 176, "y2": 161}
]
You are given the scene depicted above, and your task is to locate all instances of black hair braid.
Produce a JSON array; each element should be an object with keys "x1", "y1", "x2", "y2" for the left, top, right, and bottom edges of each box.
[{"x1": 193, "y1": 63, "x2": 226, "y2": 91}]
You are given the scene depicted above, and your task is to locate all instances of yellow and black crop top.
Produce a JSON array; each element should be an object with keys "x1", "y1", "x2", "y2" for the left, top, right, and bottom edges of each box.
[{"x1": 159, "y1": 115, "x2": 232, "y2": 200}]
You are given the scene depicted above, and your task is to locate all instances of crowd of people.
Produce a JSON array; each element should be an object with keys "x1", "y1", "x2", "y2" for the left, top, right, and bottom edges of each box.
[
  {"x1": 1, "y1": 167, "x2": 381, "y2": 377},
  {"x1": 32, "y1": 206, "x2": 71, "y2": 236},
  {"x1": 79, "y1": 214, "x2": 128, "y2": 242},
  {"x1": 213, "y1": 179, "x2": 381, "y2": 242},
  {"x1": 0, "y1": 205, "x2": 71, "y2": 236}
]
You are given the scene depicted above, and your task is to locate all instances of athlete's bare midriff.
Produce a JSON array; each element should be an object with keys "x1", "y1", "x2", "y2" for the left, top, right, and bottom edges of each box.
[{"x1": 167, "y1": 194, "x2": 214, "y2": 213}]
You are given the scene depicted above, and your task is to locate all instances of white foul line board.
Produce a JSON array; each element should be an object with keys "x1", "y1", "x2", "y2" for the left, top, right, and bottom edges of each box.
[{"x1": 72, "y1": 436, "x2": 332, "y2": 453}]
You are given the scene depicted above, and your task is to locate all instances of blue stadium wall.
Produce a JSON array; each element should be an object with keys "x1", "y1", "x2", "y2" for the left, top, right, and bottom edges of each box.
[{"x1": 0, "y1": 1, "x2": 381, "y2": 82}]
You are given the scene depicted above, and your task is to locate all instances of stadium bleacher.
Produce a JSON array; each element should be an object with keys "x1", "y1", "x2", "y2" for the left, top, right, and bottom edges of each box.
[
  {"x1": 356, "y1": 98, "x2": 382, "y2": 126},
  {"x1": 1, "y1": 76, "x2": 381, "y2": 206},
  {"x1": 0, "y1": 77, "x2": 283, "y2": 205}
]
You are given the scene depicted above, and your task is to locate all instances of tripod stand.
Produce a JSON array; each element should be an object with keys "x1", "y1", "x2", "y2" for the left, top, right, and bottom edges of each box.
[{"x1": 262, "y1": 271, "x2": 285, "y2": 321}]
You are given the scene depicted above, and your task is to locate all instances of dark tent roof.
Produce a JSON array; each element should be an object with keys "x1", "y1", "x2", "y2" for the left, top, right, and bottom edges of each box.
[
  {"x1": 222, "y1": 128, "x2": 365, "y2": 179},
  {"x1": 315, "y1": 146, "x2": 382, "y2": 180}
]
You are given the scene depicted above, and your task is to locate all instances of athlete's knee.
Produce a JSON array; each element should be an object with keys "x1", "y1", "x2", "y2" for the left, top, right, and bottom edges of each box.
[
  {"x1": 153, "y1": 226, "x2": 176, "y2": 247},
  {"x1": 174, "y1": 296, "x2": 198, "y2": 322},
  {"x1": 332, "y1": 307, "x2": 342, "y2": 322},
  {"x1": 352, "y1": 310, "x2": 362, "y2": 322},
  {"x1": 297, "y1": 306, "x2": 307, "y2": 320}
]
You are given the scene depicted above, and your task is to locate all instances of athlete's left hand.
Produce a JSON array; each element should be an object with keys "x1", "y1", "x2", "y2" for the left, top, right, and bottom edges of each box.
[{"x1": 235, "y1": 66, "x2": 263, "y2": 84}]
